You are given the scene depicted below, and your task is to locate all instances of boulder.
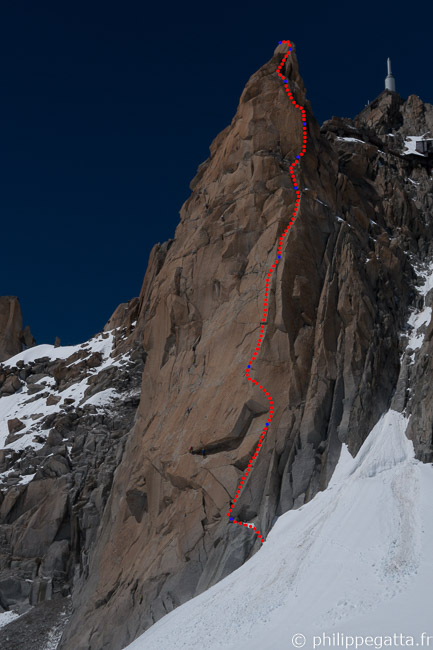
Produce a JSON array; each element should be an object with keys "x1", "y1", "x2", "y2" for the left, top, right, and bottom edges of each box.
[
  {"x1": 7, "y1": 418, "x2": 25, "y2": 435},
  {"x1": 46, "y1": 394, "x2": 61, "y2": 406},
  {"x1": 0, "y1": 375, "x2": 22, "y2": 395},
  {"x1": 27, "y1": 383, "x2": 45, "y2": 395},
  {"x1": 21, "y1": 325, "x2": 35, "y2": 349}
]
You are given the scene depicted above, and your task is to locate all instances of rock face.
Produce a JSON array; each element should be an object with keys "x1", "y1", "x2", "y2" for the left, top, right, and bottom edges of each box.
[
  {"x1": 0, "y1": 310, "x2": 145, "y2": 644},
  {"x1": 1, "y1": 42, "x2": 432, "y2": 650},
  {"x1": 57, "y1": 43, "x2": 433, "y2": 650},
  {"x1": 0, "y1": 297, "x2": 35, "y2": 362}
]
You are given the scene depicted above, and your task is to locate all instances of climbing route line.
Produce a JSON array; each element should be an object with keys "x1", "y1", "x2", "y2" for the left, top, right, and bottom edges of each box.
[{"x1": 226, "y1": 41, "x2": 307, "y2": 543}]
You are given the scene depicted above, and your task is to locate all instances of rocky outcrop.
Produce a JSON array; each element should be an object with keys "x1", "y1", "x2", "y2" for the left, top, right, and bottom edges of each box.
[
  {"x1": 0, "y1": 326, "x2": 146, "y2": 636},
  {"x1": 0, "y1": 596, "x2": 71, "y2": 650},
  {"x1": 400, "y1": 274, "x2": 433, "y2": 462},
  {"x1": 58, "y1": 43, "x2": 433, "y2": 650},
  {"x1": 0, "y1": 297, "x2": 35, "y2": 362}
]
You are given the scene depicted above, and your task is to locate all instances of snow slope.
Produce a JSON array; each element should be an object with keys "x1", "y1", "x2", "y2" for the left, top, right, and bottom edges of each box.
[
  {"x1": 0, "y1": 331, "x2": 126, "y2": 456},
  {"x1": 0, "y1": 610, "x2": 20, "y2": 630},
  {"x1": 125, "y1": 409, "x2": 433, "y2": 650}
]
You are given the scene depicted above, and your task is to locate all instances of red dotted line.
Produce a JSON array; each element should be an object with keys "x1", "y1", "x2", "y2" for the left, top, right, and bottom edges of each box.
[{"x1": 226, "y1": 41, "x2": 307, "y2": 543}]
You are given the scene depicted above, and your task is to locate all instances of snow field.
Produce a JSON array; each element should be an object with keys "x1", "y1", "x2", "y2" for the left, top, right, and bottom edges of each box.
[{"x1": 125, "y1": 409, "x2": 433, "y2": 650}]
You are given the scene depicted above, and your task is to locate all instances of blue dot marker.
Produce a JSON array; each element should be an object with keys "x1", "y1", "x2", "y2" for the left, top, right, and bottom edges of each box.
[
  {"x1": 278, "y1": 255, "x2": 281, "y2": 259},
  {"x1": 265, "y1": 423, "x2": 269, "y2": 427},
  {"x1": 297, "y1": 155, "x2": 300, "y2": 159},
  {"x1": 230, "y1": 517, "x2": 234, "y2": 521},
  {"x1": 248, "y1": 365, "x2": 251, "y2": 368},
  {"x1": 278, "y1": 41, "x2": 282, "y2": 44}
]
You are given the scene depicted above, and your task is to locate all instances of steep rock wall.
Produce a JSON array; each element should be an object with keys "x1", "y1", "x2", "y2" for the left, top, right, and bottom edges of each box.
[{"x1": 60, "y1": 43, "x2": 433, "y2": 650}]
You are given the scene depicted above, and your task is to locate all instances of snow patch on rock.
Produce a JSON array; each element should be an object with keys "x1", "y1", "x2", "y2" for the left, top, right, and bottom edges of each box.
[
  {"x1": 406, "y1": 261, "x2": 433, "y2": 351},
  {"x1": 0, "y1": 610, "x2": 20, "y2": 630},
  {"x1": 402, "y1": 136, "x2": 428, "y2": 157}
]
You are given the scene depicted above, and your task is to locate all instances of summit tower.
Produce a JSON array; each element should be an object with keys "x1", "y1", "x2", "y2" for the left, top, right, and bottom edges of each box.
[{"x1": 385, "y1": 57, "x2": 396, "y2": 92}]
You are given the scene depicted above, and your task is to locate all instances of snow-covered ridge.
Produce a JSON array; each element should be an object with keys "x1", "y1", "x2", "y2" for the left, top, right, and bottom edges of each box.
[
  {"x1": 0, "y1": 329, "x2": 131, "y2": 466},
  {"x1": 3, "y1": 329, "x2": 116, "y2": 366}
]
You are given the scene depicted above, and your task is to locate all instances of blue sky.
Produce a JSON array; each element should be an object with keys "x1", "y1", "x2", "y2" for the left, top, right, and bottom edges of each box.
[{"x1": 1, "y1": 0, "x2": 431, "y2": 344}]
